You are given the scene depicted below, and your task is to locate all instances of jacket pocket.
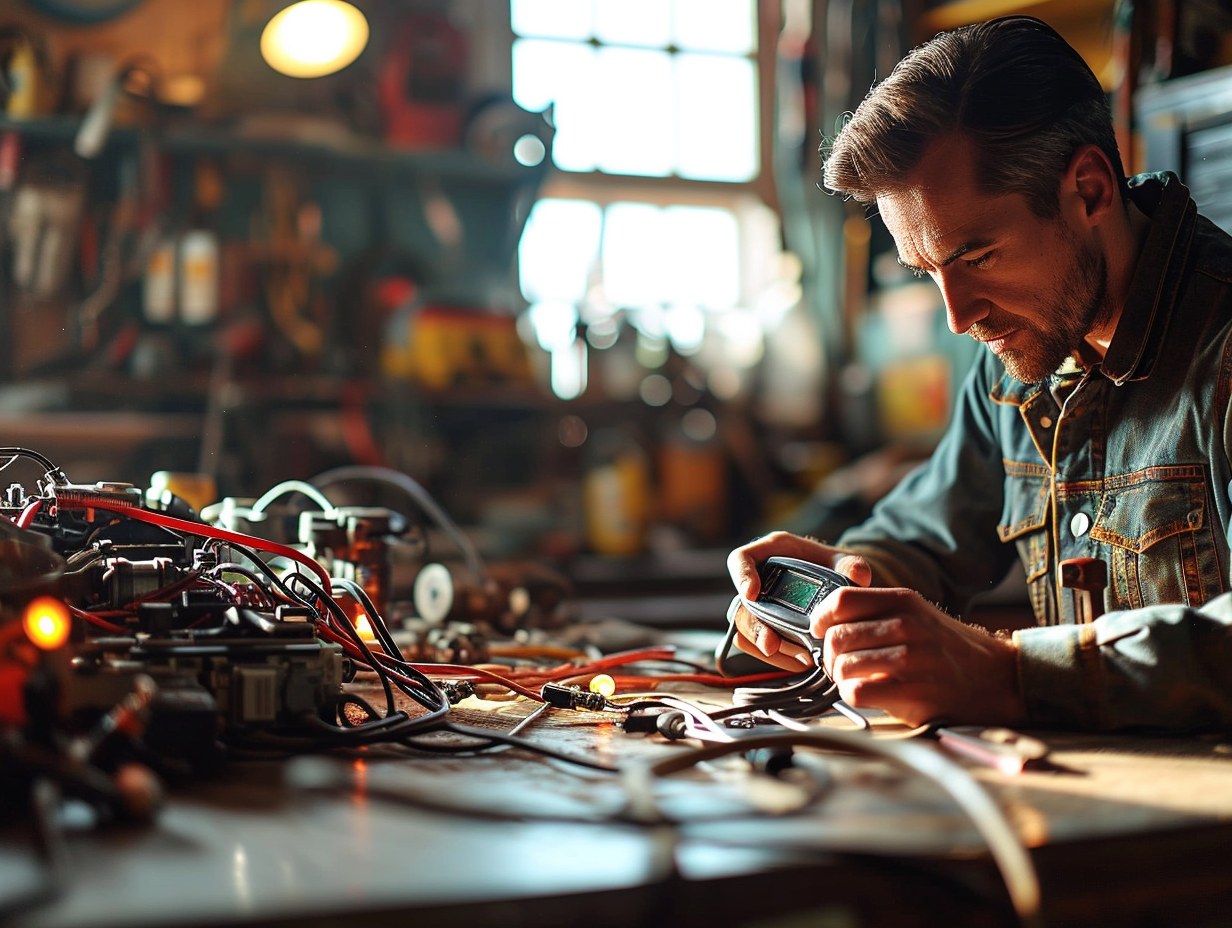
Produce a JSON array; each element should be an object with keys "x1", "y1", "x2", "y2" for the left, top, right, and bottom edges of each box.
[
  {"x1": 1090, "y1": 467, "x2": 1224, "y2": 609},
  {"x1": 998, "y1": 463, "x2": 1053, "y2": 622}
]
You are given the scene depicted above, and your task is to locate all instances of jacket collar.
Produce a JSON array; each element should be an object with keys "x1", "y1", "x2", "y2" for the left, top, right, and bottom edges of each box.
[{"x1": 1100, "y1": 172, "x2": 1197, "y2": 385}]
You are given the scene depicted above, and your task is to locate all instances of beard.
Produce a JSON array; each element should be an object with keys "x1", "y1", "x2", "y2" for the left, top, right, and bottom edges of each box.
[{"x1": 969, "y1": 231, "x2": 1111, "y2": 384}]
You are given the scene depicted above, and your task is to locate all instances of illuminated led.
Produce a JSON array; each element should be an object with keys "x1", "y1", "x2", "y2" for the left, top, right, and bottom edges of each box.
[
  {"x1": 589, "y1": 673, "x2": 616, "y2": 698},
  {"x1": 22, "y1": 597, "x2": 71, "y2": 650},
  {"x1": 260, "y1": 1, "x2": 369, "y2": 79},
  {"x1": 354, "y1": 613, "x2": 377, "y2": 642}
]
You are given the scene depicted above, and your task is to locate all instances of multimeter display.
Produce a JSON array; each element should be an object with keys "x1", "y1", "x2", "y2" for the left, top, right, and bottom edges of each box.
[
  {"x1": 747, "y1": 557, "x2": 852, "y2": 645},
  {"x1": 764, "y1": 567, "x2": 827, "y2": 613}
]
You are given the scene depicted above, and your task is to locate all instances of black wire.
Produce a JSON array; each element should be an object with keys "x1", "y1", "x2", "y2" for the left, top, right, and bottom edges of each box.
[
  {"x1": 329, "y1": 577, "x2": 406, "y2": 661},
  {"x1": 207, "y1": 542, "x2": 324, "y2": 623},
  {"x1": 206, "y1": 538, "x2": 449, "y2": 730},
  {"x1": 204, "y1": 541, "x2": 407, "y2": 723},
  {"x1": 395, "y1": 720, "x2": 621, "y2": 773},
  {"x1": 0, "y1": 447, "x2": 64, "y2": 481},
  {"x1": 285, "y1": 571, "x2": 437, "y2": 716}
]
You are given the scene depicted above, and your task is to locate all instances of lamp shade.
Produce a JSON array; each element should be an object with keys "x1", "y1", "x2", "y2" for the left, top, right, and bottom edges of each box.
[{"x1": 260, "y1": 0, "x2": 369, "y2": 79}]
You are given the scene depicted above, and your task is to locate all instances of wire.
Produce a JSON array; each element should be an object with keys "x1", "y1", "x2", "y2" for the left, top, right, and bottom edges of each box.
[
  {"x1": 56, "y1": 490, "x2": 456, "y2": 746},
  {"x1": 410, "y1": 721, "x2": 621, "y2": 772},
  {"x1": 0, "y1": 447, "x2": 65, "y2": 482},
  {"x1": 55, "y1": 495, "x2": 333, "y2": 593},
  {"x1": 248, "y1": 480, "x2": 337, "y2": 517},
  {"x1": 620, "y1": 730, "x2": 1043, "y2": 927},
  {"x1": 309, "y1": 465, "x2": 486, "y2": 583},
  {"x1": 16, "y1": 498, "x2": 42, "y2": 528}
]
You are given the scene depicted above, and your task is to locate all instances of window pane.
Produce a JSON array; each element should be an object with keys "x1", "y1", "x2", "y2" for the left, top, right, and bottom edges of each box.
[
  {"x1": 593, "y1": 0, "x2": 671, "y2": 47},
  {"x1": 673, "y1": 0, "x2": 756, "y2": 53},
  {"x1": 513, "y1": 39, "x2": 599, "y2": 171},
  {"x1": 675, "y1": 53, "x2": 757, "y2": 181},
  {"x1": 664, "y1": 206, "x2": 740, "y2": 306},
  {"x1": 602, "y1": 203, "x2": 670, "y2": 307},
  {"x1": 519, "y1": 199, "x2": 603, "y2": 303},
  {"x1": 593, "y1": 47, "x2": 673, "y2": 176},
  {"x1": 511, "y1": 0, "x2": 592, "y2": 40}
]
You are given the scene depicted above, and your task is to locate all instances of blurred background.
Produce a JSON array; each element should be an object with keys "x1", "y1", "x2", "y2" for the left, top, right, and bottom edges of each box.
[{"x1": 0, "y1": 0, "x2": 1229, "y2": 612}]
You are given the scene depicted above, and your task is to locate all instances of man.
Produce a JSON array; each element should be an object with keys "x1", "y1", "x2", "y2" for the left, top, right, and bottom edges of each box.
[{"x1": 728, "y1": 15, "x2": 1232, "y2": 731}]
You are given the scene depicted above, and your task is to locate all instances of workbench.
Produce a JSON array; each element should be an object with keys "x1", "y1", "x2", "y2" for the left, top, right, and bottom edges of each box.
[{"x1": 4, "y1": 628, "x2": 1232, "y2": 928}]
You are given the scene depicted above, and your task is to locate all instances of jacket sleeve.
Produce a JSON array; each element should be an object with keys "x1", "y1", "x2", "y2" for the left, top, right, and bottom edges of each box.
[
  {"x1": 1015, "y1": 596, "x2": 1232, "y2": 730},
  {"x1": 837, "y1": 352, "x2": 1019, "y2": 615}
]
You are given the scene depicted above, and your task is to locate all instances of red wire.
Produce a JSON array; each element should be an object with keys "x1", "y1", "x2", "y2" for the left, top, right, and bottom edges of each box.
[
  {"x1": 58, "y1": 498, "x2": 783, "y2": 702},
  {"x1": 71, "y1": 605, "x2": 128, "y2": 634},
  {"x1": 16, "y1": 498, "x2": 41, "y2": 528},
  {"x1": 61, "y1": 497, "x2": 332, "y2": 592}
]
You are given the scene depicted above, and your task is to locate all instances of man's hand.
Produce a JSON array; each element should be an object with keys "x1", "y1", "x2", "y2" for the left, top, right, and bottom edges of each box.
[
  {"x1": 726, "y1": 531, "x2": 1026, "y2": 727},
  {"x1": 812, "y1": 586, "x2": 1026, "y2": 727},
  {"x1": 727, "y1": 531, "x2": 872, "y2": 670}
]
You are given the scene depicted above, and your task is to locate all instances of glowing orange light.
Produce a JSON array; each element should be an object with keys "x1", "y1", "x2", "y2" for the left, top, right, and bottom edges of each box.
[
  {"x1": 354, "y1": 612, "x2": 377, "y2": 642},
  {"x1": 589, "y1": 673, "x2": 616, "y2": 698},
  {"x1": 22, "y1": 597, "x2": 71, "y2": 650}
]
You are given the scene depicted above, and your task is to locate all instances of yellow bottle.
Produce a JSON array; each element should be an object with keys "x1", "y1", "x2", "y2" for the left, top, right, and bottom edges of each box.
[
  {"x1": 583, "y1": 428, "x2": 651, "y2": 556},
  {"x1": 6, "y1": 38, "x2": 43, "y2": 119}
]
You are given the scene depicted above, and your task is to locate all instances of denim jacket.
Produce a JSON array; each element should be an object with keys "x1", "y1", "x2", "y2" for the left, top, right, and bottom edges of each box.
[{"x1": 837, "y1": 172, "x2": 1232, "y2": 730}]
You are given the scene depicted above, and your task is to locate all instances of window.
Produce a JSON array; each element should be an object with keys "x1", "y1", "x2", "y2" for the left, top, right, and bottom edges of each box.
[
  {"x1": 511, "y1": 0, "x2": 799, "y2": 403},
  {"x1": 511, "y1": 0, "x2": 758, "y2": 181}
]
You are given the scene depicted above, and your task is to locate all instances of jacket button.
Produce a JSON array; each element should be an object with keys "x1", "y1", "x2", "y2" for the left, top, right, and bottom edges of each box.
[
  {"x1": 1070, "y1": 512, "x2": 1091, "y2": 537},
  {"x1": 1040, "y1": 416, "x2": 1053, "y2": 429}
]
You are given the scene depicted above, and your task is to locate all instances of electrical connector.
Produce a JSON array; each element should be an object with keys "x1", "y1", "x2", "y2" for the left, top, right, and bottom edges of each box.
[
  {"x1": 540, "y1": 682, "x2": 607, "y2": 711},
  {"x1": 439, "y1": 680, "x2": 476, "y2": 705}
]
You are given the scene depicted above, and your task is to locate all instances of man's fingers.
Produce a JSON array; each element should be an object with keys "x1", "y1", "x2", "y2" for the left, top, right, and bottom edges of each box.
[
  {"x1": 822, "y1": 616, "x2": 908, "y2": 670},
  {"x1": 832, "y1": 554, "x2": 873, "y2": 587},
  {"x1": 730, "y1": 602, "x2": 814, "y2": 671},
  {"x1": 726, "y1": 548, "x2": 763, "y2": 600},
  {"x1": 833, "y1": 676, "x2": 936, "y2": 727},
  {"x1": 733, "y1": 630, "x2": 813, "y2": 671},
  {"x1": 813, "y1": 586, "x2": 919, "y2": 635},
  {"x1": 828, "y1": 642, "x2": 909, "y2": 681}
]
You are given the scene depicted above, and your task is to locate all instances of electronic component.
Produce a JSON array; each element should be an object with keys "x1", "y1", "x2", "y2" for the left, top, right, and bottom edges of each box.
[
  {"x1": 540, "y1": 681, "x2": 608, "y2": 712},
  {"x1": 1, "y1": 447, "x2": 451, "y2": 773},
  {"x1": 745, "y1": 556, "x2": 852, "y2": 650},
  {"x1": 717, "y1": 557, "x2": 854, "y2": 720}
]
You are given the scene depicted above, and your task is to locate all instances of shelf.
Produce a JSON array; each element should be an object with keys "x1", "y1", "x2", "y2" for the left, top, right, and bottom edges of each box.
[
  {"x1": 920, "y1": 0, "x2": 1113, "y2": 32},
  {"x1": 0, "y1": 115, "x2": 550, "y2": 183},
  {"x1": 0, "y1": 411, "x2": 202, "y2": 444}
]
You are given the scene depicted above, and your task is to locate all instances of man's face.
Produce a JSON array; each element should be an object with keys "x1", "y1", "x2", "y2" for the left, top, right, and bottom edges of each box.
[{"x1": 877, "y1": 136, "x2": 1111, "y2": 383}]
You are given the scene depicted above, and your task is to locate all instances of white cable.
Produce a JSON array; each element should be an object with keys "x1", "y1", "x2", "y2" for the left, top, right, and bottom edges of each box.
[
  {"x1": 621, "y1": 729, "x2": 1042, "y2": 927},
  {"x1": 249, "y1": 480, "x2": 337, "y2": 516}
]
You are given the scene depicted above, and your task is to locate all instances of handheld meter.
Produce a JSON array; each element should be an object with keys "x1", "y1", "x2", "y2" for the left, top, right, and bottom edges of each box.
[{"x1": 745, "y1": 556, "x2": 852, "y2": 649}]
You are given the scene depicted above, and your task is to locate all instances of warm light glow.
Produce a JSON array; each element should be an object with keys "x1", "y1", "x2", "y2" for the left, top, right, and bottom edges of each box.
[
  {"x1": 589, "y1": 673, "x2": 616, "y2": 698},
  {"x1": 260, "y1": 0, "x2": 369, "y2": 79},
  {"x1": 355, "y1": 612, "x2": 377, "y2": 642},
  {"x1": 22, "y1": 597, "x2": 70, "y2": 651}
]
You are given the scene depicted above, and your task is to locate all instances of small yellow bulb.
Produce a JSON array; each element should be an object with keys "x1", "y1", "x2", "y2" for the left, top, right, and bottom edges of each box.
[
  {"x1": 589, "y1": 673, "x2": 616, "y2": 698},
  {"x1": 22, "y1": 597, "x2": 71, "y2": 650}
]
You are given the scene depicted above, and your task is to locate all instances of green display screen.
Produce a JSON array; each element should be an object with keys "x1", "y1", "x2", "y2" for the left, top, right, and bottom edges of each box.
[{"x1": 767, "y1": 569, "x2": 819, "y2": 613}]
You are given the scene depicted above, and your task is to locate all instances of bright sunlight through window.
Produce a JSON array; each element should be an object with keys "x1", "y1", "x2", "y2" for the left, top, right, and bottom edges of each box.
[
  {"x1": 512, "y1": 0, "x2": 780, "y2": 401},
  {"x1": 511, "y1": 0, "x2": 758, "y2": 181}
]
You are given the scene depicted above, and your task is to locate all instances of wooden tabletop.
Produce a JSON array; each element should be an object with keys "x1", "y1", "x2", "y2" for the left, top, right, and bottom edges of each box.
[{"x1": 5, "y1": 684, "x2": 1232, "y2": 928}]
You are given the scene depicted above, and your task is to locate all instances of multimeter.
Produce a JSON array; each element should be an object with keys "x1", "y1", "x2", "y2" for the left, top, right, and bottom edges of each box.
[{"x1": 744, "y1": 556, "x2": 852, "y2": 649}]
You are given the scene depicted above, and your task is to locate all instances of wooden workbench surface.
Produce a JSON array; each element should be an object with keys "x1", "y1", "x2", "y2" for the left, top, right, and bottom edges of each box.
[{"x1": 5, "y1": 681, "x2": 1232, "y2": 928}]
